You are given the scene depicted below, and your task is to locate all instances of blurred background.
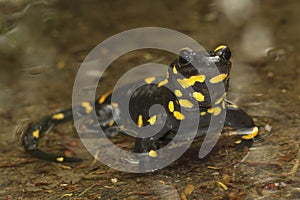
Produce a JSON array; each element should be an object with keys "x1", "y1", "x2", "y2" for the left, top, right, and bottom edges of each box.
[{"x1": 0, "y1": 0, "x2": 299, "y2": 199}]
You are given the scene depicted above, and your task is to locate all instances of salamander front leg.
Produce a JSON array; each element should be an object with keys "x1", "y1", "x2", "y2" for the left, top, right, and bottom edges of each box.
[
  {"x1": 134, "y1": 137, "x2": 159, "y2": 155},
  {"x1": 133, "y1": 124, "x2": 171, "y2": 156}
]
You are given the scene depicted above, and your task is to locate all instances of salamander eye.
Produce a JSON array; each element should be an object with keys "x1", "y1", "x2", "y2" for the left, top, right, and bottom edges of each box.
[
  {"x1": 179, "y1": 48, "x2": 195, "y2": 66},
  {"x1": 214, "y1": 45, "x2": 231, "y2": 60}
]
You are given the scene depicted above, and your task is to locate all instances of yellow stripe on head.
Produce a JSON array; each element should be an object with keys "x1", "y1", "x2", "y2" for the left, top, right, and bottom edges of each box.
[
  {"x1": 214, "y1": 45, "x2": 226, "y2": 52},
  {"x1": 180, "y1": 47, "x2": 191, "y2": 51}
]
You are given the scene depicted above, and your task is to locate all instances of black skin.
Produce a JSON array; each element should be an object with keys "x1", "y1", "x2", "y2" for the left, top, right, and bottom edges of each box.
[{"x1": 18, "y1": 45, "x2": 258, "y2": 163}]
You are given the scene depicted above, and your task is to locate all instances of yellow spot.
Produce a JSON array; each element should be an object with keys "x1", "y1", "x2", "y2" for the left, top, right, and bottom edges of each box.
[
  {"x1": 207, "y1": 107, "x2": 222, "y2": 116},
  {"x1": 215, "y1": 93, "x2": 226, "y2": 105},
  {"x1": 242, "y1": 127, "x2": 259, "y2": 140},
  {"x1": 81, "y1": 101, "x2": 93, "y2": 114},
  {"x1": 157, "y1": 79, "x2": 168, "y2": 88},
  {"x1": 193, "y1": 92, "x2": 205, "y2": 102},
  {"x1": 166, "y1": 72, "x2": 169, "y2": 79},
  {"x1": 174, "y1": 90, "x2": 182, "y2": 97},
  {"x1": 180, "y1": 47, "x2": 190, "y2": 51},
  {"x1": 168, "y1": 101, "x2": 174, "y2": 112},
  {"x1": 144, "y1": 77, "x2": 156, "y2": 84},
  {"x1": 173, "y1": 65, "x2": 178, "y2": 74},
  {"x1": 209, "y1": 74, "x2": 228, "y2": 84},
  {"x1": 32, "y1": 129, "x2": 39, "y2": 139},
  {"x1": 177, "y1": 75, "x2": 206, "y2": 89},
  {"x1": 148, "y1": 150, "x2": 158, "y2": 157},
  {"x1": 214, "y1": 45, "x2": 226, "y2": 52},
  {"x1": 200, "y1": 112, "x2": 206, "y2": 116},
  {"x1": 179, "y1": 99, "x2": 194, "y2": 108},
  {"x1": 108, "y1": 120, "x2": 114, "y2": 127},
  {"x1": 99, "y1": 90, "x2": 112, "y2": 104},
  {"x1": 56, "y1": 157, "x2": 64, "y2": 162},
  {"x1": 147, "y1": 115, "x2": 157, "y2": 125},
  {"x1": 52, "y1": 113, "x2": 64, "y2": 120},
  {"x1": 137, "y1": 114, "x2": 143, "y2": 128},
  {"x1": 173, "y1": 111, "x2": 185, "y2": 120}
]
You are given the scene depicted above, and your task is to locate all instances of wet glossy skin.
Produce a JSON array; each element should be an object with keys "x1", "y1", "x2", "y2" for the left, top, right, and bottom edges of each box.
[{"x1": 19, "y1": 45, "x2": 258, "y2": 163}]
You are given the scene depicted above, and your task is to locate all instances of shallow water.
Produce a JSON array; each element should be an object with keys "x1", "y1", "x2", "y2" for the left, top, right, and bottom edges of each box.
[{"x1": 0, "y1": 0, "x2": 299, "y2": 199}]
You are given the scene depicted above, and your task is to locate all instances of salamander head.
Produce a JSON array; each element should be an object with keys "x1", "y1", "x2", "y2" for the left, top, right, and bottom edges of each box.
[{"x1": 168, "y1": 45, "x2": 232, "y2": 107}]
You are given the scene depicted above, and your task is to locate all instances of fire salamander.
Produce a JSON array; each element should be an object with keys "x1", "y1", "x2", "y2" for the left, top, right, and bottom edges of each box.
[{"x1": 19, "y1": 45, "x2": 259, "y2": 163}]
